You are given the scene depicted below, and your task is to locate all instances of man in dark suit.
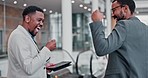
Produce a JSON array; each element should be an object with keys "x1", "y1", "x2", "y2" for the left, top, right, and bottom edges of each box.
[{"x1": 89, "y1": 0, "x2": 148, "y2": 78}]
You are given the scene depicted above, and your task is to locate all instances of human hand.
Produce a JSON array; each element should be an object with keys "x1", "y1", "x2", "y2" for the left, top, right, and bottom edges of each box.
[
  {"x1": 91, "y1": 10, "x2": 104, "y2": 22},
  {"x1": 46, "y1": 39, "x2": 56, "y2": 51},
  {"x1": 111, "y1": 17, "x2": 117, "y2": 29},
  {"x1": 46, "y1": 63, "x2": 56, "y2": 73}
]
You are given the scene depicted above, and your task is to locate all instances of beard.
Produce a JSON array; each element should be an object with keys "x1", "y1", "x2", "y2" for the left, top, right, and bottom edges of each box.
[
  {"x1": 28, "y1": 26, "x2": 40, "y2": 37},
  {"x1": 29, "y1": 31, "x2": 36, "y2": 37},
  {"x1": 112, "y1": 11, "x2": 125, "y2": 21}
]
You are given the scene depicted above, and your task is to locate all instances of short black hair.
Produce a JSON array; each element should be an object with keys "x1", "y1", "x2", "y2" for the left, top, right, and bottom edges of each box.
[
  {"x1": 112, "y1": 0, "x2": 136, "y2": 14},
  {"x1": 22, "y1": 6, "x2": 44, "y2": 19}
]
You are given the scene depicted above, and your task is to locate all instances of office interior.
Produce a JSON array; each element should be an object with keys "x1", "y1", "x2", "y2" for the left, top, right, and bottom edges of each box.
[{"x1": 0, "y1": 0, "x2": 147, "y2": 78}]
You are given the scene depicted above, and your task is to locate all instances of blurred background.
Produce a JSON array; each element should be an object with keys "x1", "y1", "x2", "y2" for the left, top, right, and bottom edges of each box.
[{"x1": 0, "y1": 0, "x2": 147, "y2": 78}]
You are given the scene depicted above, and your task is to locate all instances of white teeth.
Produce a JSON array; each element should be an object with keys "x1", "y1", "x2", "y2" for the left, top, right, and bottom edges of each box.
[
  {"x1": 37, "y1": 27, "x2": 41, "y2": 30},
  {"x1": 35, "y1": 26, "x2": 41, "y2": 32},
  {"x1": 36, "y1": 28, "x2": 39, "y2": 32}
]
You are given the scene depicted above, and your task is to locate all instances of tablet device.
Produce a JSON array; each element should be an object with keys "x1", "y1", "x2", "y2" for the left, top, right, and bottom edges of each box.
[{"x1": 46, "y1": 61, "x2": 71, "y2": 71}]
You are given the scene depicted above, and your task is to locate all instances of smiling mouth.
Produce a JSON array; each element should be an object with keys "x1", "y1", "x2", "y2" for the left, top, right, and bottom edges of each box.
[{"x1": 37, "y1": 26, "x2": 41, "y2": 30}]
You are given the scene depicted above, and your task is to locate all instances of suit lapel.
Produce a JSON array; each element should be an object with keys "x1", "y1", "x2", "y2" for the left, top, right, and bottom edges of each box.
[{"x1": 17, "y1": 25, "x2": 40, "y2": 53}]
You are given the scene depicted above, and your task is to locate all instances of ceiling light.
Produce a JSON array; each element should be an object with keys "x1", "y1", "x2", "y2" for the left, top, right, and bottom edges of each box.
[
  {"x1": 49, "y1": 10, "x2": 53, "y2": 13},
  {"x1": 13, "y1": 1, "x2": 17, "y2": 4},
  {"x1": 84, "y1": 6, "x2": 87, "y2": 9},
  {"x1": 43, "y1": 9, "x2": 46, "y2": 12},
  {"x1": 2, "y1": 0, "x2": 5, "y2": 1},
  {"x1": 23, "y1": 3, "x2": 27, "y2": 7},
  {"x1": 71, "y1": 0, "x2": 75, "y2": 3},
  {"x1": 79, "y1": 4, "x2": 83, "y2": 7},
  {"x1": 136, "y1": 11, "x2": 139, "y2": 14},
  {"x1": 88, "y1": 8, "x2": 91, "y2": 11}
]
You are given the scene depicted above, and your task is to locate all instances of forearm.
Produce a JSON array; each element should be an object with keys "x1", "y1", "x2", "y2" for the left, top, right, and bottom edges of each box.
[
  {"x1": 18, "y1": 47, "x2": 51, "y2": 75},
  {"x1": 89, "y1": 21, "x2": 126, "y2": 56}
]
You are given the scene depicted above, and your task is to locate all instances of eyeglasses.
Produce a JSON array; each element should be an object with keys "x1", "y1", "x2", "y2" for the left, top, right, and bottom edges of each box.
[{"x1": 111, "y1": 5, "x2": 124, "y2": 13}]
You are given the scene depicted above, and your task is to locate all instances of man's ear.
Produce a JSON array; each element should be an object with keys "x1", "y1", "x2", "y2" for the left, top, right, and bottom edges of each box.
[
  {"x1": 25, "y1": 15, "x2": 30, "y2": 23},
  {"x1": 123, "y1": 5, "x2": 129, "y2": 13}
]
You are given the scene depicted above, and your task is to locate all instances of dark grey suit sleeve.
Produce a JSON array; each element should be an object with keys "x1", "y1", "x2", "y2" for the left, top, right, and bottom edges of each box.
[{"x1": 89, "y1": 21, "x2": 126, "y2": 56}]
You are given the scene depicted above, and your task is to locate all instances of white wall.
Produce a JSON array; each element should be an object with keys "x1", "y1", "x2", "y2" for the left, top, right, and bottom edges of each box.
[
  {"x1": 136, "y1": 15, "x2": 148, "y2": 25},
  {"x1": 0, "y1": 58, "x2": 8, "y2": 77}
]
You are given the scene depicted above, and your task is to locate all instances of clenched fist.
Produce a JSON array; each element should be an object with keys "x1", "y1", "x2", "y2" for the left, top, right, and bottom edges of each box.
[
  {"x1": 91, "y1": 10, "x2": 104, "y2": 22},
  {"x1": 46, "y1": 39, "x2": 56, "y2": 51}
]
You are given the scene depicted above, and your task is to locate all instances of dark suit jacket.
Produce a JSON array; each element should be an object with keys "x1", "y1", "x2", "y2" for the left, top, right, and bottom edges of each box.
[{"x1": 89, "y1": 17, "x2": 148, "y2": 78}]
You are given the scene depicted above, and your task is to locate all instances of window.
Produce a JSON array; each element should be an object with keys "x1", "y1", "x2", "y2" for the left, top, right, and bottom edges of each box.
[
  {"x1": 49, "y1": 13, "x2": 62, "y2": 49},
  {"x1": 0, "y1": 30, "x2": 2, "y2": 52},
  {"x1": 72, "y1": 13, "x2": 92, "y2": 51}
]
